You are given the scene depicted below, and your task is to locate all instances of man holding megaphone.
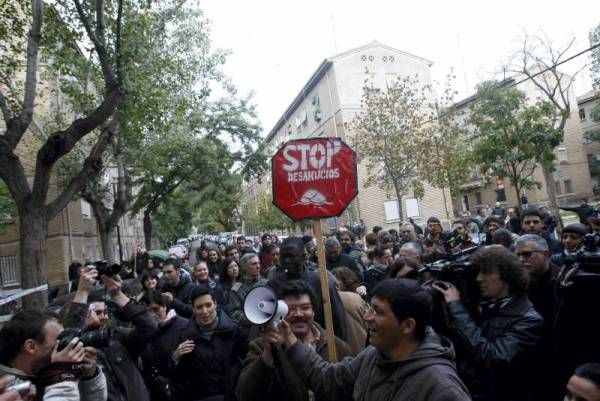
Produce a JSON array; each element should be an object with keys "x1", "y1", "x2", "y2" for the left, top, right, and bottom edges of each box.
[{"x1": 236, "y1": 280, "x2": 351, "y2": 401}]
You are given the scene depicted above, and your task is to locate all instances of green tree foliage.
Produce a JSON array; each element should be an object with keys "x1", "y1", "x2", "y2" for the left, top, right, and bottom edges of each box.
[
  {"x1": 348, "y1": 75, "x2": 434, "y2": 220},
  {"x1": 591, "y1": 23, "x2": 600, "y2": 90},
  {"x1": 418, "y1": 74, "x2": 471, "y2": 219},
  {"x1": 0, "y1": 0, "x2": 125, "y2": 308},
  {"x1": 192, "y1": 174, "x2": 243, "y2": 234},
  {"x1": 0, "y1": 181, "x2": 16, "y2": 234},
  {"x1": 241, "y1": 192, "x2": 307, "y2": 234},
  {"x1": 468, "y1": 81, "x2": 561, "y2": 205}
]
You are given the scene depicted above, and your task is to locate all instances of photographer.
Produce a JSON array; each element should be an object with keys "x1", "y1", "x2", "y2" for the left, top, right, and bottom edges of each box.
[
  {"x1": 0, "y1": 308, "x2": 105, "y2": 401},
  {"x1": 433, "y1": 245, "x2": 543, "y2": 401},
  {"x1": 140, "y1": 290, "x2": 189, "y2": 401},
  {"x1": 61, "y1": 266, "x2": 157, "y2": 401},
  {"x1": 554, "y1": 231, "x2": 600, "y2": 395}
]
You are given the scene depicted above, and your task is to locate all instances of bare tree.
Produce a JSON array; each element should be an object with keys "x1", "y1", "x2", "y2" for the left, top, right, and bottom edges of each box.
[{"x1": 510, "y1": 33, "x2": 587, "y2": 230}]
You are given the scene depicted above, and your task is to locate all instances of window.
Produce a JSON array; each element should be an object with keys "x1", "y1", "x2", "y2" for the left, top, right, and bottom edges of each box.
[
  {"x1": 311, "y1": 95, "x2": 322, "y2": 122},
  {"x1": 474, "y1": 192, "x2": 482, "y2": 205},
  {"x1": 564, "y1": 179, "x2": 573, "y2": 194},
  {"x1": 405, "y1": 198, "x2": 420, "y2": 218},
  {"x1": 579, "y1": 108, "x2": 587, "y2": 121},
  {"x1": 0, "y1": 256, "x2": 18, "y2": 286},
  {"x1": 384, "y1": 199, "x2": 400, "y2": 222},
  {"x1": 495, "y1": 188, "x2": 506, "y2": 202},
  {"x1": 557, "y1": 147, "x2": 568, "y2": 163},
  {"x1": 555, "y1": 181, "x2": 562, "y2": 195},
  {"x1": 327, "y1": 217, "x2": 338, "y2": 231},
  {"x1": 81, "y1": 200, "x2": 91, "y2": 219}
]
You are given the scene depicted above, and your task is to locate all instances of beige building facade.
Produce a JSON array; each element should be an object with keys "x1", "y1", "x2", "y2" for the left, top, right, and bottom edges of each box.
[
  {"x1": 578, "y1": 90, "x2": 600, "y2": 190},
  {"x1": 244, "y1": 41, "x2": 453, "y2": 233},
  {"x1": 452, "y1": 74, "x2": 595, "y2": 214}
]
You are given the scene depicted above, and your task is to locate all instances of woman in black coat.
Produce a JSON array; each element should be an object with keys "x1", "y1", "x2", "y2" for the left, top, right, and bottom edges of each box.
[{"x1": 170, "y1": 284, "x2": 248, "y2": 401}]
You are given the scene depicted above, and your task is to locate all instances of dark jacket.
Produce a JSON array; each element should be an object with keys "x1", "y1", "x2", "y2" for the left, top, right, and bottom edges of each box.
[
  {"x1": 162, "y1": 277, "x2": 197, "y2": 318},
  {"x1": 447, "y1": 294, "x2": 544, "y2": 401},
  {"x1": 283, "y1": 328, "x2": 470, "y2": 401},
  {"x1": 60, "y1": 299, "x2": 157, "y2": 401},
  {"x1": 97, "y1": 300, "x2": 158, "y2": 401},
  {"x1": 171, "y1": 311, "x2": 248, "y2": 401},
  {"x1": 270, "y1": 266, "x2": 348, "y2": 341},
  {"x1": 236, "y1": 323, "x2": 352, "y2": 401},
  {"x1": 363, "y1": 263, "x2": 387, "y2": 296},
  {"x1": 527, "y1": 264, "x2": 561, "y2": 401},
  {"x1": 326, "y1": 253, "x2": 362, "y2": 280},
  {"x1": 554, "y1": 265, "x2": 600, "y2": 395},
  {"x1": 141, "y1": 313, "x2": 188, "y2": 401}
]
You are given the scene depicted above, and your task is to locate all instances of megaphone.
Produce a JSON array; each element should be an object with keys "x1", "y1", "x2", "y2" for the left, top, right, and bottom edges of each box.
[{"x1": 243, "y1": 286, "x2": 289, "y2": 325}]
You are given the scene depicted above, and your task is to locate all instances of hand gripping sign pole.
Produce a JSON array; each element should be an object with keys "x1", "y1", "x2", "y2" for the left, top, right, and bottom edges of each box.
[
  {"x1": 312, "y1": 219, "x2": 337, "y2": 361},
  {"x1": 271, "y1": 137, "x2": 358, "y2": 362}
]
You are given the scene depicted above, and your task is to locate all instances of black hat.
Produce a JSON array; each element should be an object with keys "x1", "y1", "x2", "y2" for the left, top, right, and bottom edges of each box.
[{"x1": 562, "y1": 223, "x2": 588, "y2": 237}]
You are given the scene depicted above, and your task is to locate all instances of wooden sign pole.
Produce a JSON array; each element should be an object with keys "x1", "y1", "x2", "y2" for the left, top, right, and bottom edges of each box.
[{"x1": 312, "y1": 220, "x2": 337, "y2": 362}]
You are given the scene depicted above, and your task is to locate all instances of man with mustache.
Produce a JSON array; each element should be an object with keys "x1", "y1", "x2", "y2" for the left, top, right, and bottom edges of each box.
[
  {"x1": 270, "y1": 279, "x2": 470, "y2": 401},
  {"x1": 236, "y1": 280, "x2": 351, "y2": 401}
]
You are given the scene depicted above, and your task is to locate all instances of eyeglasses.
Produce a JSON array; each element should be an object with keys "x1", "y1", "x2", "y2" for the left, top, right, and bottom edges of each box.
[{"x1": 515, "y1": 250, "x2": 544, "y2": 258}]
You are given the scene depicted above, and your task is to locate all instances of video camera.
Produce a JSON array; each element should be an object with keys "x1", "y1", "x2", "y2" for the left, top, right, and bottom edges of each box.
[
  {"x1": 93, "y1": 260, "x2": 122, "y2": 277},
  {"x1": 420, "y1": 245, "x2": 482, "y2": 335},
  {"x1": 563, "y1": 233, "x2": 600, "y2": 280},
  {"x1": 419, "y1": 245, "x2": 480, "y2": 282}
]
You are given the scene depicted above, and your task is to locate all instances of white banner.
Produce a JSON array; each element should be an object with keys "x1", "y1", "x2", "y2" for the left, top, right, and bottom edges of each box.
[{"x1": 0, "y1": 284, "x2": 48, "y2": 306}]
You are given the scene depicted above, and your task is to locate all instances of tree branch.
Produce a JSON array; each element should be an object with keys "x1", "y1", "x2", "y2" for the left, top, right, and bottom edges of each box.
[
  {"x1": 46, "y1": 122, "x2": 116, "y2": 220},
  {"x1": 0, "y1": 90, "x2": 11, "y2": 125},
  {"x1": 72, "y1": 0, "x2": 117, "y2": 89},
  {"x1": 4, "y1": 0, "x2": 43, "y2": 149},
  {"x1": 115, "y1": 0, "x2": 124, "y2": 83},
  {"x1": 32, "y1": 86, "x2": 123, "y2": 202}
]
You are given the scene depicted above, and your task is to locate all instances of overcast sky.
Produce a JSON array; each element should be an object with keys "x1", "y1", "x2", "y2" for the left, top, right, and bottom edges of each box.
[{"x1": 200, "y1": 0, "x2": 599, "y2": 135}]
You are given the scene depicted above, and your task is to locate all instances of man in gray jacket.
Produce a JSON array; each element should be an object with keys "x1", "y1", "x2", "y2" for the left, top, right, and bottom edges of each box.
[{"x1": 277, "y1": 279, "x2": 470, "y2": 401}]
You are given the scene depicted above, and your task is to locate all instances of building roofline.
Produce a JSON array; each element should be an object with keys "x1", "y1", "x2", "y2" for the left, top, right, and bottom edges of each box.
[
  {"x1": 265, "y1": 41, "x2": 433, "y2": 143},
  {"x1": 453, "y1": 78, "x2": 516, "y2": 109},
  {"x1": 328, "y1": 40, "x2": 434, "y2": 66},
  {"x1": 577, "y1": 89, "x2": 600, "y2": 105},
  {"x1": 265, "y1": 60, "x2": 333, "y2": 143}
]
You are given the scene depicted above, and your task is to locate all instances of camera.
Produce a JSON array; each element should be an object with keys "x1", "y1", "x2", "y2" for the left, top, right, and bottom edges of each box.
[
  {"x1": 420, "y1": 246, "x2": 482, "y2": 335},
  {"x1": 94, "y1": 260, "x2": 122, "y2": 277},
  {"x1": 6, "y1": 380, "x2": 31, "y2": 397},
  {"x1": 419, "y1": 246, "x2": 480, "y2": 281},
  {"x1": 56, "y1": 327, "x2": 111, "y2": 351},
  {"x1": 563, "y1": 233, "x2": 600, "y2": 282}
]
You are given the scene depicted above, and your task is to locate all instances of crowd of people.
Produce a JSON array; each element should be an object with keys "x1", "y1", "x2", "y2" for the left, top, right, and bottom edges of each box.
[{"x1": 1, "y1": 200, "x2": 600, "y2": 401}]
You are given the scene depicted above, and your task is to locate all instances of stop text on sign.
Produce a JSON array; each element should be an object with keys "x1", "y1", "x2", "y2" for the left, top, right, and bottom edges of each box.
[{"x1": 282, "y1": 140, "x2": 342, "y2": 182}]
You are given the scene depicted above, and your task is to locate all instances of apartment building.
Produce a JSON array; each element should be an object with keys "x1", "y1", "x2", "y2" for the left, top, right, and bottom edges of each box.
[
  {"x1": 451, "y1": 72, "x2": 594, "y2": 213},
  {"x1": 244, "y1": 41, "x2": 453, "y2": 233}
]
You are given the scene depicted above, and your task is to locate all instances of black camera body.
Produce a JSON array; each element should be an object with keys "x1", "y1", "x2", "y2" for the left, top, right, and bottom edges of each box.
[
  {"x1": 562, "y1": 233, "x2": 600, "y2": 283},
  {"x1": 57, "y1": 327, "x2": 111, "y2": 351},
  {"x1": 94, "y1": 260, "x2": 122, "y2": 277}
]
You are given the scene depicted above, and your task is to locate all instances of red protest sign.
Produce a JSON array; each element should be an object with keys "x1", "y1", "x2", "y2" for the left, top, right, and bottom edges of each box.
[{"x1": 271, "y1": 137, "x2": 358, "y2": 221}]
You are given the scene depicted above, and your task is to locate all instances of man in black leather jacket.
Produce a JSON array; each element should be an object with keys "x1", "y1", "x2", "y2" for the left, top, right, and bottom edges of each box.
[{"x1": 434, "y1": 245, "x2": 544, "y2": 401}]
